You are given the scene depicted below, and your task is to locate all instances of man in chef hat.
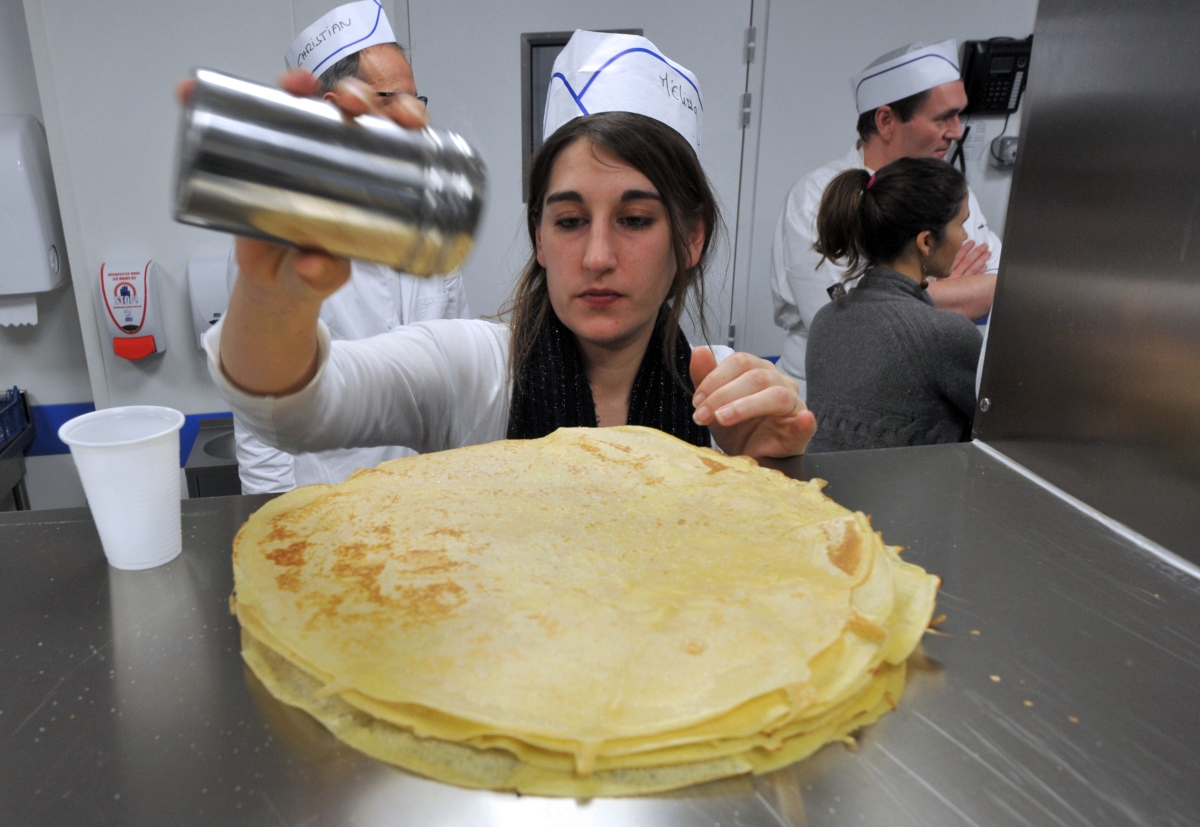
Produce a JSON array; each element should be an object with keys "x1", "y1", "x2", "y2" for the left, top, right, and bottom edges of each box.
[
  {"x1": 769, "y1": 40, "x2": 1002, "y2": 396},
  {"x1": 229, "y1": 0, "x2": 472, "y2": 494},
  {"x1": 286, "y1": 0, "x2": 422, "y2": 117}
]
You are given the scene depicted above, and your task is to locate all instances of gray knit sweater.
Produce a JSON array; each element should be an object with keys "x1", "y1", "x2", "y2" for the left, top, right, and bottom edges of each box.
[{"x1": 804, "y1": 267, "x2": 983, "y2": 453}]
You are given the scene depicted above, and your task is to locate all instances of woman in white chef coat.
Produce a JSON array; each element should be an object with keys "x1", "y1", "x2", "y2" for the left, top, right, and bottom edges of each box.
[{"x1": 203, "y1": 31, "x2": 815, "y2": 460}]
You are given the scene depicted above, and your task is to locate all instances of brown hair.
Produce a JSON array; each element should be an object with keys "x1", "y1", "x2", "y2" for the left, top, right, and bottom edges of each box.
[
  {"x1": 813, "y1": 156, "x2": 967, "y2": 279},
  {"x1": 855, "y1": 89, "x2": 931, "y2": 142},
  {"x1": 502, "y1": 111, "x2": 720, "y2": 393}
]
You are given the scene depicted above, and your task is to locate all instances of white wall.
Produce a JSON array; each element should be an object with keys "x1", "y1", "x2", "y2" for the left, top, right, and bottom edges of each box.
[
  {"x1": 22, "y1": 0, "x2": 408, "y2": 413},
  {"x1": 25, "y1": 0, "x2": 754, "y2": 378},
  {"x1": 0, "y1": 0, "x2": 91, "y2": 406},
  {"x1": 14, "y1": 0, "x2": 403, "y2": 508},
  {"x1": 733, "y1": 0, "x2": 1039, "y2": 358},
  {"x1": 0, "y1": 1, "x2": 40, "y2": 118},
  {"x1": 18, "y1": 0, "x2": 1038, "y2": 432},
  {"x1": 0, "y1": 0, "x2": 92, "y2": 510}
]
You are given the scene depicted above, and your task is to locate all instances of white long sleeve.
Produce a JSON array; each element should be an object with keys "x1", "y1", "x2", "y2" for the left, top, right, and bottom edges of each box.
[
  {"x1": 231, "y1": 413, "x2": 296, "y2": 494},
  {"x1": 204, "y1": 317, "x2": 512, "y2": 458},
  {"x1": 222, "y1": 250, "x2": 477, "y2": 490},
  {"x1": 205, "y1": 316, "x2": 740, "y2": 461}
]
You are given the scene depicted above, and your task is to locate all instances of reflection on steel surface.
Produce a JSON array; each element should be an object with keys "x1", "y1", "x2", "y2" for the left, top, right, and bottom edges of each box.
[
  {"x1": 109, "y1": 563, "x2": 223, "y2": 816},
  {"x1": 976, "y1": 0, "x2": 1200, "y2": 559},
  {"x1": 174, "y1": 69, "x2": 486, "y2": 276}
]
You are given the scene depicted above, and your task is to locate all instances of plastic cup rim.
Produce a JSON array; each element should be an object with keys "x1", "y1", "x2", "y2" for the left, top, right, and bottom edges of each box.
[{"x1": 58, "y1": 405, "x2": 185, "y2": 450}]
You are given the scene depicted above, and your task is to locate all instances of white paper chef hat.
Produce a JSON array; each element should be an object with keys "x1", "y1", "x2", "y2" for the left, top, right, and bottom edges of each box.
[
  {"x1": 850, "y1": 40, "x2": 961, "y2": 114},
  {"x1": 285, "y1": 0, "x2": 397, "y2": 78},
  {"x1": 542, "y1": 31, "x2": 703, "y2": 156}
]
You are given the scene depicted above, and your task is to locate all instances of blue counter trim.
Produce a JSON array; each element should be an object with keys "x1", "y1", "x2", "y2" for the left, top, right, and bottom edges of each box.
[
  {"x1": 27, "y1": 404, "x2": 231, "y2": 467},
  {"x1": 27, "y1": 402, "x2": 95, "y2": 457}
]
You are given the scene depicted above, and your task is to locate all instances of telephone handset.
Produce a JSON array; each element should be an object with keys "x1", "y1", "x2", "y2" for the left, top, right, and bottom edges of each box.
[{"x1": 960, "y1": 36, "x2": 1033, "y2": 115}]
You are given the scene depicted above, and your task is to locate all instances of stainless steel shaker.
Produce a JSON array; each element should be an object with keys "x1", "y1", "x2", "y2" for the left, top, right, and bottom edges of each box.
[{"x1": 173, "y1": 68, "x2": 486, "y2": 276}]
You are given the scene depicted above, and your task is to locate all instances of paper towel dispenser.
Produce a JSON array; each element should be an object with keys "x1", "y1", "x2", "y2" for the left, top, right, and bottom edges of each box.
[
  {"x1": 187, "y1": 253, "x2": 231, "y2": 349},
  {"x1": 0, "y1": 116, "x2": 67, "y2": 295}
]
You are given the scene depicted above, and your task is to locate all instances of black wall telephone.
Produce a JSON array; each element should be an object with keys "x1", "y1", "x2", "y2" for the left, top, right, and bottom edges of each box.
[{"x1": 961, "y1": 36, "x2": 1032, "y2": 115}]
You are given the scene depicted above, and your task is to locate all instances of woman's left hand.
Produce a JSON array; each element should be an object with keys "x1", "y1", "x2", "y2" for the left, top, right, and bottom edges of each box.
[{"x1": 690, "y1": 349, "x2": 817, "y2": 458}]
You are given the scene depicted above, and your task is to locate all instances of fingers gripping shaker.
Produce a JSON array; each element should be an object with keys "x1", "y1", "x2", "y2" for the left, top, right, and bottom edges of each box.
[{"x1": 172, "y1": 69, "x2": 486, "y2": 276}]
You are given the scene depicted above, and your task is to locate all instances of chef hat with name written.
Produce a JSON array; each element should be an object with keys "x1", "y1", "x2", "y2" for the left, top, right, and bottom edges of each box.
[
  {"x1": 542, "y1": 30, "x2": 704, "y2": 157},
  {"x1": 850, "y1": 40, "x2": 961, "y2": 115},
  {"x1": 285, "y1": 0, "x2": 397, "y2": 78}
]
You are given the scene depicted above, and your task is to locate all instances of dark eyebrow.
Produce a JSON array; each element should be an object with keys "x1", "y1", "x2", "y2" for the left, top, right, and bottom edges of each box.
[
  {"x1": 544, "y1": 189, "x2": 662, "y2": 206},
  {"x1": 545, "y1": 190, "x2": 582, "y2": 205}
]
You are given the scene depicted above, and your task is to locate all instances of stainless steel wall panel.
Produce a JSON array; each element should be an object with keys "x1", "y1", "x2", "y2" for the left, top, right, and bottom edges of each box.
[{"x1": 976, "y1": 0, "x2": 1200, "y2": 558}]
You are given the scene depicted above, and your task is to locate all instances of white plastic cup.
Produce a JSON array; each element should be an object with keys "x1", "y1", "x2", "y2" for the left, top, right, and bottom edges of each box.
[{"x1": 58, "y1": 406, "x2": 186, "y2": 570}]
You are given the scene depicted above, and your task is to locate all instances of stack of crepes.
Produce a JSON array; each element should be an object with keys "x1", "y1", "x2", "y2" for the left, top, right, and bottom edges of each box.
[{"x1": 233, "y1": 426, "x2": 939, "y2": 796}]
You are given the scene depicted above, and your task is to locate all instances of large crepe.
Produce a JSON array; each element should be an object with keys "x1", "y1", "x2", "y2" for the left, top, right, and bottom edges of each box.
[{"x1": 233, "y1": 426, "x2": 939, "y2": 795}]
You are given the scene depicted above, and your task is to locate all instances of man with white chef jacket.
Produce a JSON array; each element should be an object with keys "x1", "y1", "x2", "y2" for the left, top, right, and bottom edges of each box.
[
  {"x1": 231, "y1": 0, "x2": 471, "y2": 494},
  {"x1": 770, "y1": 40, "x2": 1001, "y2": 396}
]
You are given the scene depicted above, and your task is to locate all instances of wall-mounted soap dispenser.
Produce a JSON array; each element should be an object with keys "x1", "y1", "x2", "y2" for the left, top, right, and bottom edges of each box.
[
  {"x1": 0, "y1": 116, "x2": 68, "y2": 326},
  {"x1": 99, "y1": 260, "x2": 167, "y2": 360}
]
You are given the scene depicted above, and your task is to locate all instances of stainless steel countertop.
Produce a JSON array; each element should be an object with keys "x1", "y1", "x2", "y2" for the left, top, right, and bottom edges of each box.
[{"x1": 2, "y1": 443, "x2": 1198, "y2": 826}]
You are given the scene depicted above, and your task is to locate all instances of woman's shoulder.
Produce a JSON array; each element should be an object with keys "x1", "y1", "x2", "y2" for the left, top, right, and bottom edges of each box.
[
  {"x1": 404, "y1": 317, "x2": 511, "y2": 346},
  {"x1": 881, "y1": 294, "x2": 980, "y2": 347},
  {"x1": 924, "y1": 308, "x2": 984, "y2": 364},
  {"x1": 808, "y1": 291, "x2": 853, "y2": 333},
  {"x1": 928, "y1": 306, "x2": 984, "y2": 337},
  {"x1": 336, "y1": 318, "x2": 513, "y2": 378},
  {"x1": 408, "y1": 317, "x2": 506, "y2": 332}
]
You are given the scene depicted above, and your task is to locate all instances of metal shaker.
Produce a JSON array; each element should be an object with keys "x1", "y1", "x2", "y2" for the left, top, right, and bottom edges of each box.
[{"x1": 173, "y1": 68, "x2": 486, "y2": 276}]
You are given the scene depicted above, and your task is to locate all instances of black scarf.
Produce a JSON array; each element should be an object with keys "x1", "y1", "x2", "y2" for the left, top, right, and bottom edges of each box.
[{"x1": 506, "y1": 309, "x2": 710, "y2": 447}]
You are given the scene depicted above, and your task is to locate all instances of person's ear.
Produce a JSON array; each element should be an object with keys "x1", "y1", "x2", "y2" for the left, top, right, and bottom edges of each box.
[
  {"x1": 875, "y1": 105, "x2": 896, "y2": 143},
  {"x1": 684, "y1": 219, "x2": 706, "y2": 270},
  {"x1": 535, "y1": 223, "x2": 546, "y2": 268},
  {"x1": 915, "y1": 230, "x2": 934, "y2": 258},
  {"x1": 321, "y1": 90, "x2": 338, "y2": 105}
]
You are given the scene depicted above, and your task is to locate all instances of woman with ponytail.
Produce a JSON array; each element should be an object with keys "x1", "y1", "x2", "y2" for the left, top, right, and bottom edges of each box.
[{"x1": 804, "y1": 157, "x2": 982, "y2": 453}]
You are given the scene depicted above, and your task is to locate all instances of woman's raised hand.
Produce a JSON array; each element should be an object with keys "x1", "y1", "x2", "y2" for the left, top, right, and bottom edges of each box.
[
  {"x1": 179, "y1": 70, "x2": 428, "y2": 308},
  {"x1": 176, "y1": 67, "x2": 427, "y2": 126},
  {"x1": 183, "y1": 69, "x2": 430, "y2": 396},
  {"x1": 690, "y1": 349, "x2": 816, "y2": 458}
]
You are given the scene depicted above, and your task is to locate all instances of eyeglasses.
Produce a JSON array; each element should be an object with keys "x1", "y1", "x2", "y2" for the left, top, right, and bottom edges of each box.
[{"x1": 376, "y1": 91, "x2": 428, "y2": 108}]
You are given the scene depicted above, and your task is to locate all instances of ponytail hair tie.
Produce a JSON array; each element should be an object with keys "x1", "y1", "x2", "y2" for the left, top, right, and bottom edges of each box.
[{"x1": 866, "y1": 173, "x2": 877, "y2": 191}]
